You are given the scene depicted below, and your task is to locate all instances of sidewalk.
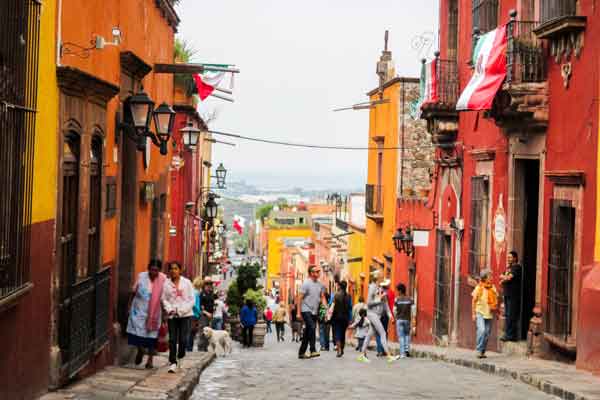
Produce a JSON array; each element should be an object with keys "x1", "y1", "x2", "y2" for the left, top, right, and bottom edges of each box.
[
  {"x1": 393, "y1": 341, "x2": 600, "y2": 400},
  {"x1": 38, "y1": 351, "x2": 215, "y2": 400}
]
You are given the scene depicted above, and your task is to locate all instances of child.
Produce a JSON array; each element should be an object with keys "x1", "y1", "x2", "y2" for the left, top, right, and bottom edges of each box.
[
  {"x1": 471, "y1": 269, "x2": 498, "y2": 358},
  {"x1": 349, "y1": 308, "x2": 370, "y2": 351},
  {"x1": 393, "y1": 283, "x2": 413, "y2": 358}
]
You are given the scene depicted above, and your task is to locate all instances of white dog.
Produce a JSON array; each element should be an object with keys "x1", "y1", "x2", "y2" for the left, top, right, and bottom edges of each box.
[{"x1": 203, "y1": 326, "x2": 232, "y2": 357}]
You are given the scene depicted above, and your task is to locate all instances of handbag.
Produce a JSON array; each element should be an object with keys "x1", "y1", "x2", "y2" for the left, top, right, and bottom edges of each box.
[{"x1": 156, "y1": 322, "x2": 169, "y2": 353}]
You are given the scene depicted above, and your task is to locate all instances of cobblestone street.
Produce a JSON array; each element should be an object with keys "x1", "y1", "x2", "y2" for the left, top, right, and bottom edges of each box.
[{"x1": 191, "y1": 333, "x2": 558, "y2": 400}]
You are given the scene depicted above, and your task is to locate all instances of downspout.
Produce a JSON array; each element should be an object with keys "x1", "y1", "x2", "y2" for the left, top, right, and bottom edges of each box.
[{"x1": 451, "y1": 163, "x2": 463, "y2": 346}]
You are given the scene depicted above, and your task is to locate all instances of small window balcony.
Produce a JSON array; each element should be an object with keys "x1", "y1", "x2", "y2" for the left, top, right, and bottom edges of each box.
[{"x1": 534, "y1": 0, "x2": 586, "y2": 40}]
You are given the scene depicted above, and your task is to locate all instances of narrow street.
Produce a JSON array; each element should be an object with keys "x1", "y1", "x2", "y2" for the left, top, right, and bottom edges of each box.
[{"x1": 191, "y1": 335, "x2": 558, "y2": 400}]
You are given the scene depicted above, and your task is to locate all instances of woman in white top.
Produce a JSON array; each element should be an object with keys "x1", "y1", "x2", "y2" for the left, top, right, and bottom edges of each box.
[
  {"x1": 161, "y1": 261, "x2": 195, "y2": 373},
  {"x1": 212, "y1": 296, "x2": 226, "y2": 330}
]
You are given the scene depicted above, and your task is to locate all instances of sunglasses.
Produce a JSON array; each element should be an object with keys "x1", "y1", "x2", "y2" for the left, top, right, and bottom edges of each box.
[{"x1": 311, "y1": 269, "x2": 321, "y2": 274}]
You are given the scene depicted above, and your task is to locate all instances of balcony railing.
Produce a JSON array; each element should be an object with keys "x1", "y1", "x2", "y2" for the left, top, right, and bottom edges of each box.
[
  {"x1": 430, "y1": 55, "x2": 458, "y2": 108},
  {"x1": 541, "y1": 0, "x2": 577, "y2": 24},
  {"x1": 365, "y1": 184, "x2": 383, "y2": 217},
  {"x1": 506, "y1": 15, "x2": 546, "y2": 84}
]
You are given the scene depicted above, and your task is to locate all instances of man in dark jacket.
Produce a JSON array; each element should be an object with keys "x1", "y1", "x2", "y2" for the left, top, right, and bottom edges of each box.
[
  {"x1": 197, "y1": 277, "x2": 215, "y2": 351},
  {"x1": 500, "y1": 251, "x2": 523, "y2": 341}
]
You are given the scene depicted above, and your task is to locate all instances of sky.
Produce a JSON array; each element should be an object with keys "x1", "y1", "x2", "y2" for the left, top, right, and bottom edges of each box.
[{"x1": 175, "y1": 1, "x2": 439, "y2": 190}]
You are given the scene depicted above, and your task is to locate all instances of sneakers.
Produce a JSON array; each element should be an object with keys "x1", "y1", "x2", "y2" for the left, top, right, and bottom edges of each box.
[
  {"x1": 298, "y1": 353, "x2": 310, "y2": 359},
  {"x1": 477, "y1": 352, "x2": 487, "y2": 359},
  {"x1": 310, "y1": 352, "x2": 321, "y2": 358},
  {"x1": 168, "y1": 363, "x2": 177, "y2": 373},
  {"x1": 357, "y1": 354, "x2": 371, "y2": 363},
  {"x1": 387, "y1": 355, "x2": 400, "y2": 363}
]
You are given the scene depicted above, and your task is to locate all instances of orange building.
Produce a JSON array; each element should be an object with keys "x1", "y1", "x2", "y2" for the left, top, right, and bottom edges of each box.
[{"x1": 49, "y1": 0, "x2": 179, "y2": 387}]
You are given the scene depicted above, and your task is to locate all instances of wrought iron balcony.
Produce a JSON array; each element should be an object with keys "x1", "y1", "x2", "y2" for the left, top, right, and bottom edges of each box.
[
  {"x1": 365, "y1": 184, "x2": 384, "y2": 222},
  {"x1": 420, "y1": 55, "x2": 459, "y2": 147},
  {"x1": 488, "y1": 11, "x2": 549, "y2": 134}
]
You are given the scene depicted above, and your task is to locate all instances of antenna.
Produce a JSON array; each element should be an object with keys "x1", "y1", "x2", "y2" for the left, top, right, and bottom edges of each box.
[{"x1": 384, "y1": 30, "x2": 389, "y2": 52}]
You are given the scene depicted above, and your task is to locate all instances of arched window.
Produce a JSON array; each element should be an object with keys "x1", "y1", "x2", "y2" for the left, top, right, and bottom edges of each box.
[
  {"x1": 61, "y1": 132, "x2": 80, "y2": 295},
  {"x1": 88, "y1": 135, "x2": 103, "y2": 275}
]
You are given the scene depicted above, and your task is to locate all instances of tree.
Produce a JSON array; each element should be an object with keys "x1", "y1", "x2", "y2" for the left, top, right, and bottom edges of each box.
[
  {"x1": 256, "y1": 204, "x2": 274, "y2": 222},
  {"x1": 226, "y1": 281, "x2": 242, "y2": 317}
]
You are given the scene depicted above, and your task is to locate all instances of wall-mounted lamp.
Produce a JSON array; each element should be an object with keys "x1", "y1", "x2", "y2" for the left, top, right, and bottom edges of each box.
[
  {"x1": 393, "y1": 227, "x2": 414, "y2": 256},
  {"x1": 180, "y1": 121, "x2": 202, "y2": 150}
]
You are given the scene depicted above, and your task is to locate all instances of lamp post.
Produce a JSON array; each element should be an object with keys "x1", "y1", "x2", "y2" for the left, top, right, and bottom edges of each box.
[{"x1": 151, "y1": 102, "x2": 176, "y2": 155}]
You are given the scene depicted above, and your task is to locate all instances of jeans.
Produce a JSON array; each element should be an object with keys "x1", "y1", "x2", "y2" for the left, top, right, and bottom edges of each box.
[
  {"x1": 362, "y1": 312, "x2": 391, "y2": 354},
  {"x1": 396, "y1": 319, "x2": 411, "y2": 355},
  {"x1": 319, "y1": 320, "x2": 330, "y2": 350},
  {"x1": 275, "y1": 322, "x2": 285, "y2": 340},
  {"x1": 186, "y1": 317, "x2": 199, "y2": 351},
  {"x1": 333, "y1": 319, "x2": 349, "y2": 352},
  {"x1": 356, "y1": 337, "x2": 365, "y2": 351},
  {"x1": 376, "y1": 314, "x2": 389, "y2": 354},
  {"x1": 212, "y1": 317, "x2": 223, "y2": 331},
  {"x1": 504, "y1": 296, "x2": 519, "y2": 340},
  {"x1": 476, "y1": 314, "x2": 493, "y2": 353},
  {"x1": 168, "y1": 317, "x2": 191, "y2": 364},
  {"x1": 266, "y1": 320, "x2": 272, "y2": 333},
  {"x1": 299, "y1": 312, "x2": 317, "y2": 355},
  {"x1": 241, "y1": 325, "x2": 254, "y2": 347}
]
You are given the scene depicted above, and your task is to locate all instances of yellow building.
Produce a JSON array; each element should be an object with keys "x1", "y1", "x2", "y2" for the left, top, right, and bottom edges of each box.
[{"x1": 265, "y1": 210, "x2": 313, "y2": 290}]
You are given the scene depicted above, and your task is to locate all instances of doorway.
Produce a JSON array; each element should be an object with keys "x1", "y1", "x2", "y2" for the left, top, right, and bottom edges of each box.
[
  {"x1": 512, "y1": 159, "x2": 539, "y2": 340},
  {"x1": 434, "y1": 230, "x2": 452, "y2": 341}
]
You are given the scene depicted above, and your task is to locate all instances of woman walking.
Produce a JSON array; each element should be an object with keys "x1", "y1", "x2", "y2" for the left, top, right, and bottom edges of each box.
[
  {"x1": 332, "y1": 281, "x2": 352, "y2": 357},
  {"x1": 357, "y1": 275, "x2": 399, "y2": 363},
  {"x1": 273, "y1": 302, "x2": 288, "y2": 342},
  {"x1": 126, "y1": 259, "x2": 167, "y2": 369},
  {"x1": 472, "y1": 269, "x2": 498, "y2": 358},
  {"x1": 162, "y1": 261, "x2": 195, "y2": 373},
  {"x1": 240, "y1": 299, "x2": 258, "y2": 347},
  {"x1": 291, "y1": 303, "x2": 301, "y2": 342}
]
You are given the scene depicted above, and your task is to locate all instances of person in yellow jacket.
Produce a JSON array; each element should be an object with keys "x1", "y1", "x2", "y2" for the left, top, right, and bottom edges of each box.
[
  {"x1": 273, "y1": 302, "x2": 288, "y2": 342},
  {"x1": 471, "y1": 269, "x2": 498, "y2": 359}
]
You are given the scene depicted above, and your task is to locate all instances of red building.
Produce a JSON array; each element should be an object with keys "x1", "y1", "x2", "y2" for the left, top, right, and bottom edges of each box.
[
  {"x1": 168, "y1": 93, "x2": 209, "y2": 279},
  {"x1": 397, "y1": 0, "x2": 600, "y2": 372}
]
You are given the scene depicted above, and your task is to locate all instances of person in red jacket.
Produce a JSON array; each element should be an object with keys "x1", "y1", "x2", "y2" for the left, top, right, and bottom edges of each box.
[{"x1": 264, "y1": 307, "x2": 273, "y2": 334}]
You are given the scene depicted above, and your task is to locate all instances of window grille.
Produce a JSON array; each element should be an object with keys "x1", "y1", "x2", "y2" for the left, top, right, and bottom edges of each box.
[
  {"x1": 546, "y1": 199, "x2": 575, "y2": 340},
  {"x1": 88, "y1": 136, "x2": 103, "y2": 275},
  {"x1": 448, "y1": 0, "x2": 459, "y2": 61},
  {"x1": 468, "y1": 176, "x2": 489, "y2": 277},
  {"x1": 0, "y1": 0, "x2": 41, "y2": 299},
  {"x1": 105, "y1": 177, "x2": 117, "y2": 217},
  {"x1": 434, "y1": 230, "x2": 451, "y2": 338},
  {"x1": 540, "y1": 0, "x2": 577, "y2": 24},
  {"x1": 472, "y1": 0, "x2": 499, "y2": 34}
]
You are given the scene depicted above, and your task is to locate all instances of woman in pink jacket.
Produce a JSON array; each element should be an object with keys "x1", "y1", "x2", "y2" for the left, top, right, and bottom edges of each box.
[{"x1": 161, "y1": 261, "x2": 195, "y2": 373}]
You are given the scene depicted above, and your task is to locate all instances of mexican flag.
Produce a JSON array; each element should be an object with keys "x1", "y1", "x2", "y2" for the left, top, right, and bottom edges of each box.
[
  {"x1": 410, "y1": 59, "x2": 437, "y2": 119},
  {"x1": 232, "y1": 215, "x2": 245, "y2": 235},
  {"x1": 456, "y1": 25, "x2": 507, "y2": 111},
  {"x1": 192, "y1": 72, "x2": 226, "y2": 101}
]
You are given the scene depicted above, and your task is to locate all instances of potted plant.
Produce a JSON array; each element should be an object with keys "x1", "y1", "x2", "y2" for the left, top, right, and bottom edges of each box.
[{"x1": 226, "y1": 281, "x2": 242, "y2": 341}]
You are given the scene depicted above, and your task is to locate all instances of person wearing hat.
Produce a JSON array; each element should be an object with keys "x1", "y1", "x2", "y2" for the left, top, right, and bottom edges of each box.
[
  {"x1": 375, "y1": 278, "x2": 394, "y2": 356},
  {"x1": 197, "y1": 276, "x2": 215, "y2": 352}
]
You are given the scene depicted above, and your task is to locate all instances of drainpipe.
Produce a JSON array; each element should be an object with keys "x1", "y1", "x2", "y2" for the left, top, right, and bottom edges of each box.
[
  {"x1": 56, "y1": 0, "x2": 63, "y2": 66},
  {"x1": 450, "y1": 194, "x2": 462, "y2": 346}
]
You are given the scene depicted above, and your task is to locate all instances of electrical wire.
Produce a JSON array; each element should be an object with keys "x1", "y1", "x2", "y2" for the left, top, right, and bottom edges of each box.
[{"x1": 208, "y1": 129, "x2": 441, "y2": 151}]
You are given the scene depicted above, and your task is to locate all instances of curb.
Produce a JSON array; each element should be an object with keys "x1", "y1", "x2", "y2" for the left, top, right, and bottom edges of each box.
[
  {"x1": 409, "y1": 349, "x2": 589, "y2": 400},
  {"x1": 349, "y1": 339, "x2": 595, "y2": 400},
  {"x1": 167, "y1": 352, "x2": 216, "y2": 400}
]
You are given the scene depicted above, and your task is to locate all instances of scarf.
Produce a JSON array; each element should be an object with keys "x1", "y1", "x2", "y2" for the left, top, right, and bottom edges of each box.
[
  {"x1": 146, "y1": 272, "x2": 166, "y2": 332},
  {"x1": 478, "y1": 281, "x2": 498, "y2": 311}
]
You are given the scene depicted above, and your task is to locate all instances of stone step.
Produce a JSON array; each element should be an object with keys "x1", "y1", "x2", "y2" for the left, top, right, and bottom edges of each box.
[{"x1": 500, "y1": 340, "x2": 528, "y2": 356}]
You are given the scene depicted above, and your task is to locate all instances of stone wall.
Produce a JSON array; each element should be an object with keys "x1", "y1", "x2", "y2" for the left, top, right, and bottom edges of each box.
[{"x1": 398, "y1": 81, "x2": 434, "y2": 198}]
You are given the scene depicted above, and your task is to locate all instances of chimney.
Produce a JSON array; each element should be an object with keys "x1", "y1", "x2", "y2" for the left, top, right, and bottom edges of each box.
[{"x1": 376, "y1": 30, "x2": 395, "y2": 87}]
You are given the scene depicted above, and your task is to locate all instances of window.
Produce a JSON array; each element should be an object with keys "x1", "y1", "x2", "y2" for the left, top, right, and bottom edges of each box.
[
  {"x1": 468, "y1": 176, "x2": 489, "y2": 276},
  {"x1": 472, "y1": 0, "x2": 499, "y2": 34},
  {"x1": 274, "y1": 218, "x2": 295, "y2": 225},
  {"x1": 546, "y1": 199, "x2": 575, "y2": 339},
  {"x1": 105, "y1": 177, "x2": 117, "y2": 217},
  {"x1": 0, "y1": 0, "x2": 41, "y2": 299},
  {"x1": 541, "y1": 0, "x2": 577, "y2": 24},
  {"x1": 448, "y1": 0, "x2": 459, "y2": 61}
]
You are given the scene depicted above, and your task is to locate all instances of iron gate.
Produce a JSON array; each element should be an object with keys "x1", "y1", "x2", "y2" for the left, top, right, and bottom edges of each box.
[{"x1": 60, "y1": 267, "x2": 111, "y2": 377}]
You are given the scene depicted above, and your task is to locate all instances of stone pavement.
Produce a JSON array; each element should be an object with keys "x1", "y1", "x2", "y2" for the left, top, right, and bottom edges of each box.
[
  {"x1": 38, "y1": 351, "x2": 215, "y2": 400},
  {"x1": 190, "y1": 333, "x2": 559, "y2": 400},
  {"x1": 407, "y1": 344, "x2": 600, "y2": 400}
]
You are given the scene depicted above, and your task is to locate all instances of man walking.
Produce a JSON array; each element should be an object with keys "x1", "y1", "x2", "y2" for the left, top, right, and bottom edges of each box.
[
  {"x1": 297, "y1": 265, "x2": 325, "y2": 359},
  {"x1": 500, "y1": 251, "x2": 523, "y2": 341},
  {"x1": 264, "y1": 306, "x2": 273, "y2": 334},
  {"x1": 197, "y1": 277, "x2": 215, "y2": 352}
]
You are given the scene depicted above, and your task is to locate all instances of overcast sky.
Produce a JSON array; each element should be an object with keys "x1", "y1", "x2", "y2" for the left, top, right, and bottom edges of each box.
[{"x1": 176, "y1": 1, "x2": 439, "y2": 190}]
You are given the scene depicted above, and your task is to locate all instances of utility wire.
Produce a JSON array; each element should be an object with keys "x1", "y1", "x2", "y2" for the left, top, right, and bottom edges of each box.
[{"x1": 208, "y1": 129, "x2": 441, "y2": 151}]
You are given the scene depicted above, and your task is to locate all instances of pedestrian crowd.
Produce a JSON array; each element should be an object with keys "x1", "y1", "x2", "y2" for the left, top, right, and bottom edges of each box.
[{"x1": 125, "y1": 259, "x2": 231, "y2": 373}]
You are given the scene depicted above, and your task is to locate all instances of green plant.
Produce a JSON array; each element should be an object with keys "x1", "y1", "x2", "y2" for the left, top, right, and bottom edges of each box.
[
  {"x1": 173, "y1": 38, "x2": 199, "y2": 98},
  {"x1": 256, "y1": 204, "x2": 274, "y2": 222},
  {"x1": 243, "y1": 288, "x2": 266, "y2": 313},
  {"x1": 226, "y1": 281, "x2": 242, "y2": 317},
  {"x1": 237, "y1": 262, "x2": 261, "y2": 296}
]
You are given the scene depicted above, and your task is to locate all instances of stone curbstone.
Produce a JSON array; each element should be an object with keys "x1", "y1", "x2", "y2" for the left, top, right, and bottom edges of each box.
[{"x1": 166, "y1": 353, "x2": 216, "y2": 400}]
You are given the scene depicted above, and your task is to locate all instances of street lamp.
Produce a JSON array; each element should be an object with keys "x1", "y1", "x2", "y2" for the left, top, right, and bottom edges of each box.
[
  {"x1": 204, "y1": 193, "x2": 219, "y2": 220},
  {"x1": 127, "y1": 89, "x2": 155, "y2": 131},
  {"x1": 151, "y1": 102, "x2": 176, "y2": 155},
  {"x1": 180, "y1": 121, "x2": 202, "y2": 150},
  {"x1": 393, "y1": 227, "x2": 414, "y2": 256},
  {"x1": 215, "y1": 163, "x2": 227, "y2": 188}
]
